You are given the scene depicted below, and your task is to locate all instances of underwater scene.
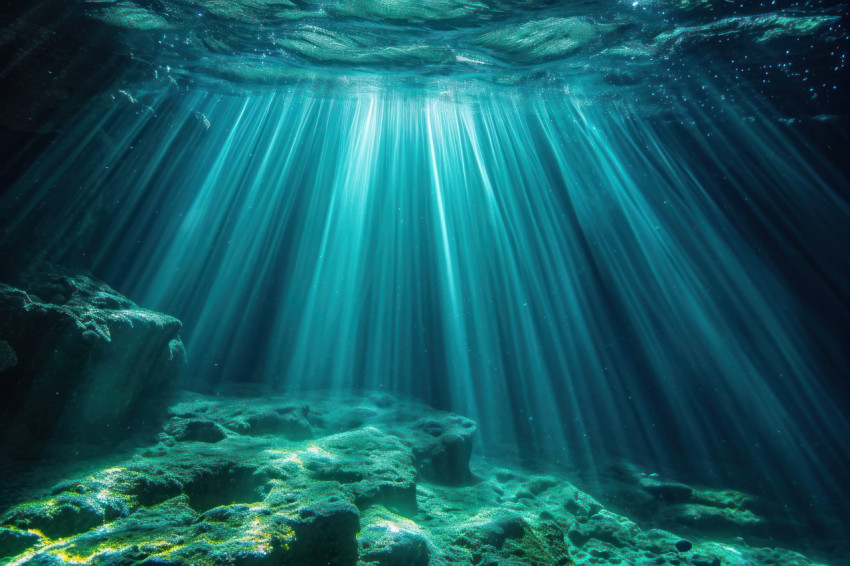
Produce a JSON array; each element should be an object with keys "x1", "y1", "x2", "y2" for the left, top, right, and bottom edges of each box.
[{"x1": 1, "y1": 0, "x2": 849, "y2": 565}]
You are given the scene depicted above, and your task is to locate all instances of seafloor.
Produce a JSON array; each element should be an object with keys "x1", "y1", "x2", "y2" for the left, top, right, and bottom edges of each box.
[
  {"x1": 0, "y1": 260, "x2": 845, "y2": 566},
  {"x1": 0, "y1": 388, "x2": 836, "y2": 566},
  {"x1": 1, "y1": 0, "x2": 848, "y2": 563}
]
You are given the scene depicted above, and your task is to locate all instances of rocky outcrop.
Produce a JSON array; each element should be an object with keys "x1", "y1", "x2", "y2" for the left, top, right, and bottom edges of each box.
[
  {"x1": 0, "y1": 391, "x2": 832, "y2": 566},
  {"x1": 0, "y1": 265, "x2": 185, "y2": 455},
  {"x1": 167, "y1": 390, "x2": 477, "y2": 486},
  {"x1": 403, "y1": 414, "x2": 476, "y2": 485},
  {"x1": 602, "y1": 463, "x2": 773, "y2": 537}
]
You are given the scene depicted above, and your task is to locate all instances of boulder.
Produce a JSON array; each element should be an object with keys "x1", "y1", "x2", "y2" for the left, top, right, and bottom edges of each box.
[
  {"x1": 227, "y1": 407, "x2": 313, "y2": 440},
  {"x1": 312, "y1": 428, "x2": 418, "y2": 514},
  {"x1": 0, "y1": 265, "x2": 185, "y2": 455},
  {"x1": 659, "y1": 502, "x2": 764, "y2": 532},
  {"x1": 404, "y1": 415, "x2": 477, "y2": 485},
  {"x1": 359, "y1": 506, "x2": 430, "y2": 566},
  {"x1": 0, "y1": 526, "x2": 42, "y2": 559},
  {"x1": 163, "y1": 419, "x2": 227, "y2": 443},
  {"x1": 0, "y1": 391, "x2": 834, "y2": 566},
  {"x1": 286, "y1": 497, "x2": 360, "y2": 566},
  {"x1": 603, "y1": 463, "x2": 769, "y2": 536}
]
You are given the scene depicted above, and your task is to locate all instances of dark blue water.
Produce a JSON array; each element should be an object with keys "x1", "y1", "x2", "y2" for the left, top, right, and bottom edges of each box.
[{"x1": 1, "y1": 0, "x2": 849, "y2": 562}]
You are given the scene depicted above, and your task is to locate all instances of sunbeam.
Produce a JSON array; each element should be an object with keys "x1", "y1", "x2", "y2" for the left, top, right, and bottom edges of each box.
[{"x1": 3, "y1": 86, "x2": 848, "y2": 539}]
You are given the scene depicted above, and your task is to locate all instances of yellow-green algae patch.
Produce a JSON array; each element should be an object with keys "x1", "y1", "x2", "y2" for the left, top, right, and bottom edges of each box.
[{"x1": 1, "y1": 391, "x2": 834, "y2": 565}]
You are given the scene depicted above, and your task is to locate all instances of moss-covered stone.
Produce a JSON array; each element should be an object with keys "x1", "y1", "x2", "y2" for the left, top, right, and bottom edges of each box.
[
  {"x1": 0, "y1": 265, "x2": 185, "y2": 456},
  {"x1": 359, "y1": 506, "x2": 430, "y2": 566},
  {"x1": 163, "y1": 419, "x2": 227, "y2": 444},
  {"x1": 3, "y1": 492, "x2": 128, "y2": 539},
  {"x1": 0, "y1": 526, "x2": 42, "y2": 558},
  {"x1": 0, "y1": 392, "x2": 832, "y2": 566}
]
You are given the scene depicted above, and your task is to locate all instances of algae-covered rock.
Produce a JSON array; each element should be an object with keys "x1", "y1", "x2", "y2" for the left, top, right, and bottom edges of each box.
[
  {"x1": 660, "y1": 502, "x2": 764, "y2": 531},
  {"x1": 168, "y1": 390, "x2": 475, "y2": 487},
  {"x1": 604, "y1": 463, "x2": 771, "y2": 536},
  {"x1": 566, "y1": 509, "x2": 641, "y2": 549},
  {"x1": 0, "y1": 391, "x2": 833, "y2": 566},
  {"x1": 163, "y1": 418, "x2": 227, "y2": 443},
  {"x1": 403, "y1": 415, "x2": 476, "y2": 485},
  {"x1": 227, "y1": 407, "x2": 313, "y2": 439},
  {"x1": 0, "y1": 265, "x2": 185, "y2": 455},
  {"x1": 312, "y1": 428, "x2": 418, "y2": 513},
  {"x1": 562, "y1": 484, "x2": 604, "y2": 519},
  {"x1": 287, "y1": 497, "x2": 360, "y2": 565},
  {"x1": 456, "y1": 510, "x2": 527, "y2": 549},
  {"x1": 3, "y1": 492, "x2": 128, "y2": 539},
  {"x1": 0, "y1": 526, "x2": 42, "y2": 559},
  {"x1": 359, "y1": 505, "x2": 430, "y2": 566}
]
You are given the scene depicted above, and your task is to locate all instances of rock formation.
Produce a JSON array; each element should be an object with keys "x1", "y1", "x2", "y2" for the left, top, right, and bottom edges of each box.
[
  {"x1": 0, "y1": 390, "x2": 831, "y2": 566},
  {"x1": 0, "y1": 265, "x2": 185, "y2": 456}
]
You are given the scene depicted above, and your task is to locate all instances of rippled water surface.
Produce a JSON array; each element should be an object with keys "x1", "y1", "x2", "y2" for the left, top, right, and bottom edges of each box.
[{"x1": 80, "y1": 0, "x2": 844, "y2": 111}]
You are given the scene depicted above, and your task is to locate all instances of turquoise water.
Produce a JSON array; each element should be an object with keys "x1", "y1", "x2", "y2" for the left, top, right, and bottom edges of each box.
[{"x1": 1, "y1": 0, "x2": 849, "y2": 562}]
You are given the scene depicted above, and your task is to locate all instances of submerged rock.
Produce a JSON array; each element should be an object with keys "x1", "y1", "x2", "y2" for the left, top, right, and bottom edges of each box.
[
  {"x1": 163, "y1": 418, "x2": 227, "y2": 443},
  {"x1": 638, "y1": 474, "x2": 695, "y2": 503},
  {"x1": 359, "y1": 505, "x2": 430, "y2": 566},
  {"x1": 312, "y1": 428, "x2": 418, "y2": 513},
  {"x1": 604, "y1": 463, "x2": 771, "y2": 537},
  {"x1": 0, "y1": 391, "x2": 832, "y2": 566},
  {"x1": 288, "y1": 497, "x2": 360, "y2": 565},
  {"x1": 403, "y1": 414, "x2": 477, "y2": 485},
  {"x1": 168, "y1": 390, "x2": 476, "y2": 487},
  {"x1": 0, "y1": 265, "x2": 185, "y2": 455},
  {"x1": 0, "y1": 527, "x2": 42, "y2": 559},
  {"x1": 226, "y1": 406, "x2": 313, "y2": 439}
]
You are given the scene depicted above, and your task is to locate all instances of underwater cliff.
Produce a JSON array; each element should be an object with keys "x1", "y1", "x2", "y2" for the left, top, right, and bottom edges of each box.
[{"x1": 1, "y1": 0, "x2": 849, "y2": 564}]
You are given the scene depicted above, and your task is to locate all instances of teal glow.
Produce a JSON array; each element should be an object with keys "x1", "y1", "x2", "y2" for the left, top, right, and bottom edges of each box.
[{"x1": 3, "y1": 86, "x2": 849, "y2": 526}]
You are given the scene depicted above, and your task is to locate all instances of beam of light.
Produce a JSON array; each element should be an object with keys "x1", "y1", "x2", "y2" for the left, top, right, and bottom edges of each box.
[{"x1": 2, "y1": 86, "x2": 848, "y2": 536}]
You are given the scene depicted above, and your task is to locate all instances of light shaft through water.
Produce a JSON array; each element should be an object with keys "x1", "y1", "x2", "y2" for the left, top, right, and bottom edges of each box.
[{"x1": 4, "y1": 87, "x2": 849, "y2": 530}]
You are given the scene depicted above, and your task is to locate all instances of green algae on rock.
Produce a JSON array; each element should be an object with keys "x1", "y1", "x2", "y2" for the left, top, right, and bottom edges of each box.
[
  {"x1": 359, "y1": 505, "x2": 430, "y2": 566},
  {"x1": 601, "y1": 462, "x2": 776, "y2": 539},
  {"x1": 0, "y1": 265, "x2": 185, "y2": 456},
  {"x1": 0, "y1": 391, "x2": 833, "y2": 566}
]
